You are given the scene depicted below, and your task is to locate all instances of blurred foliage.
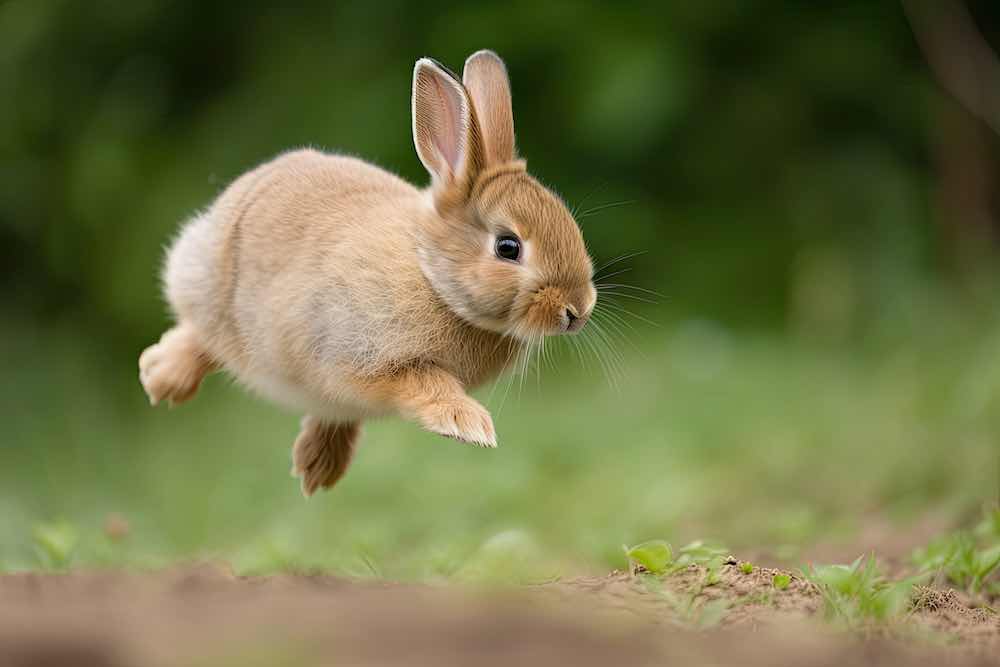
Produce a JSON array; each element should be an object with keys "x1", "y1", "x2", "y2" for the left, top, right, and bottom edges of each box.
[
  {"x1": 3, "y1": 302, "x2": 1000, "y2": 575},
  {"x1": 4, "y1": 0, "x2": 999, "y2": 350},
  {"x1": 2, "y1": 1, "x2": 1000, "y2": 574}
]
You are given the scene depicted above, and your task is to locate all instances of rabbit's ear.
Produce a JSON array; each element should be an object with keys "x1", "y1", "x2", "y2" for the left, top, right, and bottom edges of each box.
[
  {"x1": 463, "y1": 50, "x2": 515, "y2": 165},
  {"x1": 412, "y1": 58, "x2": 484, "y2": 195}
]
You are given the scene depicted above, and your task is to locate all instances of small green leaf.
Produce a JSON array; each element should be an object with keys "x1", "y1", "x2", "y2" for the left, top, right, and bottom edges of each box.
[
  {"x1": 678, "y1": 540, "x2": 729, "y2": 563},
  {"x1": 772, "y1": 573, "x2": 791, "y2": 590},
  {"x1": 739, "y1": 562, "x2": 754, "y2": 574},
  {"x1": 32, "y1": 521, "x2": 78, "y2": 570},
  {"x1": 625, "y1": 540, "x2": 673, "y2": 574}
]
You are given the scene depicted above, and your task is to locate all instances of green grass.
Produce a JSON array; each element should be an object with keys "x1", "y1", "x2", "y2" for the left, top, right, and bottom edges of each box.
[
  {"x1": 2, "y1": 294, "x2": 999, "y2": 580},
  {"x1": 805, "y1": 554, "x2": 922, "y2": 626},
  {"x1": 912, "y1": 509, "x2": 1000, "y2": 599},
  {"x1": 624, "y1": 539, "x2": 729, "y2": 577}
]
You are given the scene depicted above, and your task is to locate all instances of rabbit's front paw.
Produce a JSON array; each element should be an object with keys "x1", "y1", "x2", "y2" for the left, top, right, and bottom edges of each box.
[
  {"x1": 420, "y1": 398, "x2": 497, "y2": 448},
  {"x1": 138, "y1": 325, "x2": 213, "y2": 406}
]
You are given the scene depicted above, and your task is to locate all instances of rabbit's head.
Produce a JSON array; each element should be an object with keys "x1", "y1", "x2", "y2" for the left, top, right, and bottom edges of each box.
[{"x1": 412, "y1": 51, "x2": 596, "y2": 341}]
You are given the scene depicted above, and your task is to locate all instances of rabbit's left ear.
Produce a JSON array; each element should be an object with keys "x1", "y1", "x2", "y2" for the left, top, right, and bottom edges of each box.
[
  {"x1": 412, "y1": 58, "x2": 485, "y2": 197},
  {"x1": 463, "y1": 50, "x2": 515, "y2": 165}
]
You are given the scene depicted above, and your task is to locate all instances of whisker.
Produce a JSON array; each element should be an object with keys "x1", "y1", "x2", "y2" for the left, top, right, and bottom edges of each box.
[
  {"x1": 516, "y1": 337, "x2": 529, "y2": 397},
  {"x1": 579, "y1": 199, "x2": 637, "y2": 220},
  {"x1": 577, "y1": 328, "x2": 609, "y2": 383},
  {"x1": 534, "y1": 334, "x2": 545, "y2": 389},
  {"x1": 593, "y1": 267, "x2": 633, "y2": 282},
  {"x1": 592, "y1": 250, "x2": 647, "y2": 277},
  {"x1": 517, "y1": 333, "x2": 540, "y2": 399},
  {"x1": 592, "y1": 309, "x2": 643, "y2": 358},
  {"x1": 487, "y1": 336, "x2": 519, "y2": 409},
  {"x1": 570, "y1": 182, "x2": 608, "y2": 219},
  {"x1": 534, "y1": 335, "x2": 542, "y2": 391},
  {"x1": 595, "y1": 282, "x2": 665, "y2": 299},
  {"x1": 593, "y1": 304, "x2": 639, "y2": 336},
  {"x1": 590, "y1": 319, "x2": 626, "y2": 371},
  {"x1": 595, "y1": 291, "x2": 658, "y2": 305},
  {"x1": 581, "y1": 323, "x2": 622, "y2": 391},
  {"x1": 494, "y1": 337, "x2": 526, "y2": 420},
  {"x1": 541, "y1": 334, "x2": 555, "y2": 373},
  {"x1": 594, "y1": 304, "x2": 637, "y2": 333},
  {"x1": 568, "y1": 333, "x2": 588, "y2": 370},
  {"x1": 589, "y1": 339, "x2": 618, "y2": 390},
  {"x1": 596, "y1": 299, "x2": 661, "y2": 327}
]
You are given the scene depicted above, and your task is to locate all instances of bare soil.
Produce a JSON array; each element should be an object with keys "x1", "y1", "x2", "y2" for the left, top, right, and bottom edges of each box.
[{"x1": 2, "y1": 561, "x2": 997, "y2": 667}]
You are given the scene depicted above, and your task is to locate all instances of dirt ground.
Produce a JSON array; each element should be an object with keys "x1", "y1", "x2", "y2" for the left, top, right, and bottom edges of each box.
[{"x1": 2, "y1": 562, "x2": 997, "y2": 667}]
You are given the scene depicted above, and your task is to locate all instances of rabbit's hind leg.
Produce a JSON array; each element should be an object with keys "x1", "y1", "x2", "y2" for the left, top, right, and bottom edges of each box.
[
  {"x1": 139, "y1": 322, "x2": 217, "y2": 407},
  {"x1": 291, "y1": 416, "x2": 361, "y2": 497}
]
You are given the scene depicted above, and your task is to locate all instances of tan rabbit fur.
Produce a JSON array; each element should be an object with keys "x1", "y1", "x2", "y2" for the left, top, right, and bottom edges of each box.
[{"x1": 139, "y1": 50, "x2": 596, "y2": 496}]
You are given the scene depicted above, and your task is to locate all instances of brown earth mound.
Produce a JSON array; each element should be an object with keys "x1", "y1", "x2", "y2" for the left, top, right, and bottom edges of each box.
[{"x1": 1, "y1": 562, "x2": 997, "y2": 667}]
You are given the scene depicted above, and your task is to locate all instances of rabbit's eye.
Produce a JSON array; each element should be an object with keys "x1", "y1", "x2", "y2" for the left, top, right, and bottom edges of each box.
[{"x1": 495, "y1": 235, "x2": 521, "y2": 262}]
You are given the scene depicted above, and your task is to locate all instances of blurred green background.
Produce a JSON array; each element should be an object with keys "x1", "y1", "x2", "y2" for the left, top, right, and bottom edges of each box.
[{"x1": 2, "y1": 1, "x2": 1000, "y2": 578}]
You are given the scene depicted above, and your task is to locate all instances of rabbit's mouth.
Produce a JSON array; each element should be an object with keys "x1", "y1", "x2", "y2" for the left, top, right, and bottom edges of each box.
[{"x1": 562, "y1": 305, "x2": 589, "y2": 334}]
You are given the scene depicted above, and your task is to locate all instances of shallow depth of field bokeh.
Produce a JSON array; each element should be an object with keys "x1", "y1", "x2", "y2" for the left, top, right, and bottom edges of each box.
[{"x1": 2, "y1": 1, "x2": 999, "y2": 578}]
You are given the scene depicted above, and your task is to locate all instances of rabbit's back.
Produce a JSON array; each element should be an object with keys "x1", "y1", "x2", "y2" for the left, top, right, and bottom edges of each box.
[{"x1": 164, "y1": 149, "x2": 436, "y2": 416}]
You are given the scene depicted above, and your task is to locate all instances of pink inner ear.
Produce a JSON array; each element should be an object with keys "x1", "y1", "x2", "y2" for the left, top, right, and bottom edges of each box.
[{"x1": 430, "y1": 76, "x2": 465, "y2": 176}]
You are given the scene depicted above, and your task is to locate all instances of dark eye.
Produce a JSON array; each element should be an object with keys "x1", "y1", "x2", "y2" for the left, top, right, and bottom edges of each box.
[{"x1": 494, "y1": 235, "x2": 521, "y2": 262}]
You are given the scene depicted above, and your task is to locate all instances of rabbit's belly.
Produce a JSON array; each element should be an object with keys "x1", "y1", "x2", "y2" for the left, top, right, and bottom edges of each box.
[{"x1": 238, "y1": 366, "x2": 385, "y2": 422}]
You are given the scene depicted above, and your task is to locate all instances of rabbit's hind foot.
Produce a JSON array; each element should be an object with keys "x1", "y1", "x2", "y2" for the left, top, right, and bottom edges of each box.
[
  {"x1": 291, "y1": 416, "x2": 361, "y2": 497},
  {"x1": 139, "y1": 323, "x2": 216, "y2": 407}
]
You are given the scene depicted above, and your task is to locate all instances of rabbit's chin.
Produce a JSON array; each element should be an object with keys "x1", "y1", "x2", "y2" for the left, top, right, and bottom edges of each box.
[{"x1": 504, "y1": 312, "x2": 567, "y2": 342}]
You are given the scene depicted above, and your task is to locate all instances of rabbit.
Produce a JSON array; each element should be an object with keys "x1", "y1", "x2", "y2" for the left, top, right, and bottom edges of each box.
[{"x1": 138, "y1": 50, "x2": 597, "y2": 496}]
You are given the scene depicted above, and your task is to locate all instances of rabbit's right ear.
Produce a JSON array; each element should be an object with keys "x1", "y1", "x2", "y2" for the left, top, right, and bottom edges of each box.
[
  {"x1": 462, "y1": 50, "x2": 515, "y2": 165},
  {"x1": 412, "y1": 58, "x2": 484, "y2": 201}
]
